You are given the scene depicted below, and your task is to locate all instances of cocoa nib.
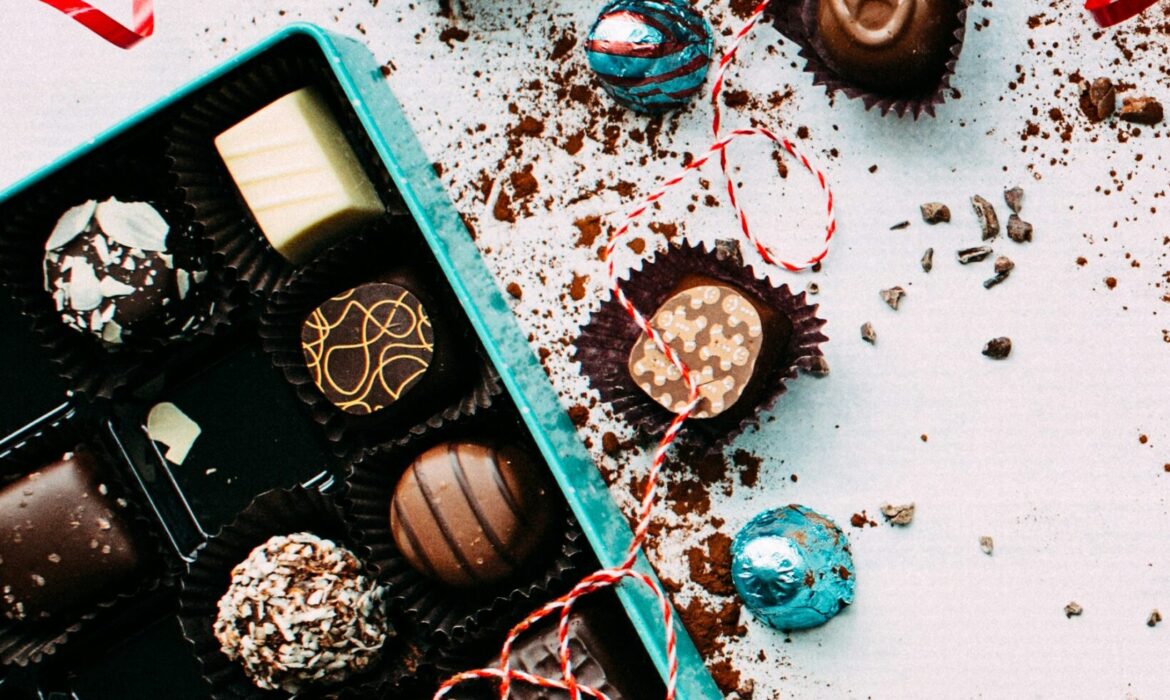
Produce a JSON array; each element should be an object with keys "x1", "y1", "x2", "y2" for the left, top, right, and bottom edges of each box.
[
  {"x1": 1119, "y1": 96, "x2": 1164, "y2": 125},
  {"x1": 984, "y1": 256, "x2": 1014, "y2": 289},
  {"x1": 957, "y1": 246, "x2": 993, "y2": 264},
  {"x1": 1007, "y1": 214, "x2": 1033, "y2": 243},
  {"x1": 1004, "y1": 187, "x2": 1024, "y2": 214},
  {"x1": 1149, "y1": 610, "x2": 1162, "y2": 627},
  {"x1": 1065, "y1": 601, "x2": 1084, "y2": 618},
  {"x1": 803, "y1": 355, "x2": 830, "y2": 377},
  {"x1": 880, "y1": 503, "x2": 915, "y2": 526},
  {"x1": 982, "y1": 337, "x2": 1012, "y2": 359},
  {"x1": 880, "y1": 287, "x2": 905, "y2": 310},
  {"x1": 1079, "y1": 77, "x2": 1116, "y2": 123},
  {"x1": 979, "y1": 536, "x2": 994, "y2": 555},
  {"x1": 920, "y1": 202, "x2": 950, "y2": 224},
  {"x1": 971, "y1": 196, "x2": 1000, "y2": 240},
  {"x1": 921, "y1": 248, "x2": 934, "y2": 273},
  {"x1": 861, "y1": 322, "x2": 877, "y2": 344}
]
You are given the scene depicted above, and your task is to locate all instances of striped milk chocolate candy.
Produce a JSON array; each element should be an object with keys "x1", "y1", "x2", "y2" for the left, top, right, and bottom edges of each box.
[{"x1": 389, "y1": 442, "x2": 554, "y2": 588}]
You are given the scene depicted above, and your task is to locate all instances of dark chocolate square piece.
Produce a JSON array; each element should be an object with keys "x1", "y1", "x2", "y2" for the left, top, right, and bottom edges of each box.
[{"x1": 0, "y1": 450, "x2": 145, "y2": 621}]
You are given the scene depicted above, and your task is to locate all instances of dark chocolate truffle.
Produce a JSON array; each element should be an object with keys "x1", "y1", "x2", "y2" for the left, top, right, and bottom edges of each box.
[
  {"x1": 301, "y1": 281, "x2": 434, "y2": 415},
  {"x1": 627, "y1": 279, "x2": 790, "y2": 420},
  {"x1": 42, "y1": 197, "x2": 206, "y2": 345},
  {"x1": 390, "y1": 442, "x2": 553, "y2": 588},
  {"x1": 0, "y1": 450, "x2": 146, "y2": 621},
  {"x1": 813, "y1": 0, "x2": 960, "y2": 97},
  {"x1": 213, "y1": 533, "x2": 389, "y2": 693}
]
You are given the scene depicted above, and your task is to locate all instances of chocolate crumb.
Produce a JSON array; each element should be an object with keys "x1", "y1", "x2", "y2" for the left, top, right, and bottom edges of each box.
[
  {"x1": 806, "y1": 282, "x2": 820, "y2": 295},
  {"x1": 920, "y1": 202, "x2": 951, "y2": 224},
  {"x1": 1076, "y1": 257, "x2": 1088, "y2": 266},
  {"x1": 849, "y1": 512, "x2": 876, "y2": 528},
  {"x1": 1065, "y1": 601, "x2": 1084, "y2": 618},
  {"x1": 803, "y1": 355, "x2": 830, "y2": 377},
  {"x1": 567, "y1": 405, "x2": 589, "y2": 427},
  {"x1": 1079, "y1": 78, "x2": 1116, "y2": 123},
  {"x1": 890, "y1": 221, "x2": 911, "y2": 230},
  {"x1": 880, "y1": 503, "x2": 915, "y2": 526},
  {"x1": 958, "y1": 246, "x2": 994, "y2": 264},
  {"x1": 1004, "y1": 187, "x2": 1024, "y2": 214},
  {"x1": 1119, "y1": 96, "x2": 1164, "y2": 125},
  {"x1": 971, "y1": 196, "x2": 1000, "y2": 240},
  {"x1": 861, "y1": 322, "x2": 877, "y2": 344},
  {"x1": 1149, "y1": 610, "x2": 1162, "y2": 627},
  {"x1": 1007, "y1": 214, "x2": 1033, "y2": 243},
  {"x1": 601, "y1": 432, "x2": 621, "y2": 456},
  {"x1": 505, "y1": 282, "x2": 522, "y2": 299},
  {"x1": 994, "y1": 256, "x2": 1014, "y2": 274},
  {"x1": 881, "y1": 286, "x2": 905, "y2": 310},
  {"x1": 983, "y1": 337, "x2": 1012, "y2": 359},
  {"x1": 713, "y1": 239, "x2": 744, "y2": 268},
  {"x1": 980, "y1": 536, "x2": 994, "y2": 555},
  {"x1": 921, "y1": 248, "x2": 934, "y2": 273},
  {"x1": 1105, "y1": 276, "x2": 1118, "y2": 290}
]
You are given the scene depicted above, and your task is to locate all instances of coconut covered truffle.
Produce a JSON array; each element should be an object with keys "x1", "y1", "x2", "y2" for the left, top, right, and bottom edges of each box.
[
  {"x1": 212, "y1": 532, "x2": 390, "y2": 693},
  {"x1": 42, "y1": 197, "x2": 207, "y2": 345}
]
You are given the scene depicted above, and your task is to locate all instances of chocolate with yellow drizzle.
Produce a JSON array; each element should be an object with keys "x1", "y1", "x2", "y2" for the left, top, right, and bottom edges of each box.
[{"x1": 300, "y1": 282, "x2": 434, "y2": 415}]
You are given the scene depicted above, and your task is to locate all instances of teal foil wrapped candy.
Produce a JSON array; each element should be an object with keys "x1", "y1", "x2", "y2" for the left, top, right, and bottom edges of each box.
[
  {"x1": 732, "y1": 505, "x2": 855, "y2": 630},
  {"x1": 584, "y1": 0, "x2": 714, "y2": 113}
]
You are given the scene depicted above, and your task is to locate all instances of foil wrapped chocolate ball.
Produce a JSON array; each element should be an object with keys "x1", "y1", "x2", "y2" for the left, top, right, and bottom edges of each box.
[
  {"x1": 585, "y1": 0, "x2": 714, "y2": 113},
  {"x1": 731, "y1": 505, "x2": 855, "y2": 630}
]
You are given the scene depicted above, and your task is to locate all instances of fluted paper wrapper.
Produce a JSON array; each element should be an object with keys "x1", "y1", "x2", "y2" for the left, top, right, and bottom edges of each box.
[
  {"x1": 574, "y1": 240, "x2": 828, "y2": 452},
  {"x1": 769, "y1": 0, "x2": 969, "y2": 119}
]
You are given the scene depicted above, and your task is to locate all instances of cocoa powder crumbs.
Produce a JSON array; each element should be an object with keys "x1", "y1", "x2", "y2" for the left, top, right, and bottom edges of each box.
[
  {"x1": 493, "y1": 190, "x2": 515, "y2": 223},
  {"x1": 573, "y1": 215, "x2": 602, "y2": 248},
  {"x1": 1105, "y1": 276, "x2": 1118, "y2": 289},
  {"x1": 627, "y1": 237, "x2": 646, "y2": 254},
  {"x1": 687, "y1": 532, "x2": 736, "y2": 597},
  {"x1": 677, "y1": 597, "x2": 745, "y2": 658},
  {"x1": 438, "y1": 25, "x2": 469, "y2": 45},
  {"x1": 732, "y1": 449, "x2": 762, "y2": 488},
  {"x1": 505, "y1": 282, "x2": 522, "y2": 299},
  {"x1": 601, "y1": 431, "x2": 621, "y2": 456},
  {"x1": 567, "y1": 404, "x2": 589, "y2": 427},
  {"x1": 568, "y1": 273, "x2": 588, "y2": 301}
]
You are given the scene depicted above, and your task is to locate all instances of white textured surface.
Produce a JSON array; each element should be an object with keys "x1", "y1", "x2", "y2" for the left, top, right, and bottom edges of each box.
[{"x1": 4, "y1": 2, "x2": 1170, "y2": 698}]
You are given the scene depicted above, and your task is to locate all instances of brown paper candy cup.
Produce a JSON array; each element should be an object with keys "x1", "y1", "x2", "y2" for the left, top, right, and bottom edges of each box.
[
  {"x1": 341, "y1": 417, "x2": 591, "y2": 647},
  {"x1": 0, "y1": 146, "x2": 242, "y2": 400},
  {"x1": 769, "y1": 0, "x2": 969, "y2": 119},
  {"x1": 574, "y1": 240, "x2": 828, "y2": 452},
  {"x1": 177, "y1": 485, "x2": 437, "y2": 699},
  {"x1": 257, "y1": 226, "x2": 504, "y2": 455},
  {"x1": 166, "y1": 45, "x2": 401, "y2": 298},
  {"x1": 0, "y1": 405, "x2": 171, "y2": 666}
]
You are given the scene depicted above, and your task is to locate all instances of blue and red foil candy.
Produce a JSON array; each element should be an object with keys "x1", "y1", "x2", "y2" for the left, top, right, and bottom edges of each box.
[{"x1": 585, "y1": 0, "x2": 714, "y2": 114}]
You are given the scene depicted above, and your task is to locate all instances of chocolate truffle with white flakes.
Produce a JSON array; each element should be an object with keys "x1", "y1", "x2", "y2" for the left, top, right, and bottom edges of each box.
[
  {"x1": 42, "y1": 197, "x2": 207, "y2": 345},
  {"x1": 213, "y1": 532, "x2": 390, "y2": 694}
]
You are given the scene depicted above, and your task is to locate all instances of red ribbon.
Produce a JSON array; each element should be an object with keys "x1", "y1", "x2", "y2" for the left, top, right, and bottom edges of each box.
[
  {"x1": 1085, "y1": 0, "x2": 1160, "y2": 26},
  {"x1": 38, "y1": 0, "x2": 154, "y2": 49}
]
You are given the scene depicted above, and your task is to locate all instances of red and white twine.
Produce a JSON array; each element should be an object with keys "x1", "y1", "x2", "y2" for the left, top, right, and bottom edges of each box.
[
  {"x1": 38, "y1": 0, "x2": 154, "y2": 49},
  {"x1": 435, "y1": 2, "x2": 835, "y2": 698}
]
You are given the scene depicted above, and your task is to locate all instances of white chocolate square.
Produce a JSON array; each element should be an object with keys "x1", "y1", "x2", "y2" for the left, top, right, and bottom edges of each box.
[{"x1": 214, "y1": 87, "x2": 383, "y2": 264}]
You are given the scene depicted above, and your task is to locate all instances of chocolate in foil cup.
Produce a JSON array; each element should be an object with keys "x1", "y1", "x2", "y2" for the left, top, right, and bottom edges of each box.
[
  {"x1": 0, "y1": 405, "x2": 172, "y2": 666},
  {"x1": 0, "y1": 145, "x2": 241, "y2": 400},
  {"x1": 769, "y1": 0, "x2": 969, "y2": 119},
  {"x1": 166, "y1": 44, "x2": 401, "y2": 298},
  {"x1": 574, "y1": 240, "x2": 828, "y2": 452},
  {"x1": 178, "y1": 485, "x2": 436, "y2": 699},
  {"x1": 257, "y1": 226, "x2": 503, "y2": 455},
  {"x1": 341, "y1": 416, "x2": 590, "y2": 646}
]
